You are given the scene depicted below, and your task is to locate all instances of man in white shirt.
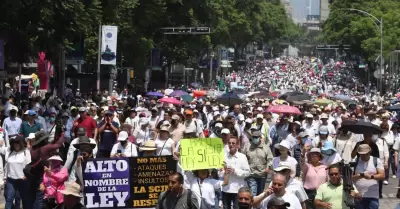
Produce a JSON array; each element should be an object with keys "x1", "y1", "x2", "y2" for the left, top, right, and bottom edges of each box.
[
  {"x1": 319, "y1": 113, "x2": 336, "y2": 136},
  {"x1": 110, "y1": 131, "x2": 138, "y2": 157},
  {"x1": 124, "y1": 109, "x2": 139, "y2": 132},
  {"x1": 352, "y1": 144, "x2": 385, "y2": 208},
  {"x1": 222, "y1": 136, "x2": 250, "y2": 209},
  {"x1": 253, "y1": 173, "x2": 302, "y2": 209}
]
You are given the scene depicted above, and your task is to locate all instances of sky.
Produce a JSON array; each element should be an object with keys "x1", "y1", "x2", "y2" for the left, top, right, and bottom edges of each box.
[{"x1": 290, "y1": 0, "x2": 320, "y2": 22}]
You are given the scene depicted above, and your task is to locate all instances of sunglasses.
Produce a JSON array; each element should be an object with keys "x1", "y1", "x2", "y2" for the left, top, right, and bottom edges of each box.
[{"x1": 329, "y1": 173, "x2": 339, "y2": 176}]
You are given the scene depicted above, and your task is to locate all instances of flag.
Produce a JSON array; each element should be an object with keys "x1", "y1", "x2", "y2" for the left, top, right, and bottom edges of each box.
[
  {"x1": 314, "y1": 65, "x2": 319, "y2": 75},
  {"x1": 100, "y1": 26, "x2": 118, "y2": 65}
]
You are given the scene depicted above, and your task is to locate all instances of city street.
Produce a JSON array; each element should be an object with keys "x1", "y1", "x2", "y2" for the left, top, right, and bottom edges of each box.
[{"x1": 0, "y1": 178, "x2": 397, "y2": 208}]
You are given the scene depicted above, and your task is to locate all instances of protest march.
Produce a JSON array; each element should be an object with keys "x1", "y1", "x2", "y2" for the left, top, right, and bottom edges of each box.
[{"x1": 1, "y1": 57, "x2": 400, "y2": 209}]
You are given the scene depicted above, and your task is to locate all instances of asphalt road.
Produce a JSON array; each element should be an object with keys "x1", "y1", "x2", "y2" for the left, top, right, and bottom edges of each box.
[{"x1": 0, "y1": 178, "x2": 398, "y2": 209}]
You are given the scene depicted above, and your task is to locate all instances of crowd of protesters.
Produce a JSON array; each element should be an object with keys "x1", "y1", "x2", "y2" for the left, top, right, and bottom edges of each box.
[{"x1": 0, "y1": 56, "x2": 398, "y2": 209}]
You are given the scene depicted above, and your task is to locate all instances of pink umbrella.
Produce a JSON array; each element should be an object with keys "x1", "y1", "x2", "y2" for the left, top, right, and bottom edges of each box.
[
  {"x1": 159, "y1": 97, "x2": 182, "y2": 105},
  {"x1": 267, "y1": 105, "x2": 301, "y2": 115}
]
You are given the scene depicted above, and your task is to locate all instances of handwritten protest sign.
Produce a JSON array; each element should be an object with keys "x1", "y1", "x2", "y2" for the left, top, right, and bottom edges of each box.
[
  {"x1": 83, "y1": 158, "x2": 131, "y2": 209},
  {"x1": 180, "y1": 138, "x2": 224, "y2": 170},
  {"x1": 130, "y1": 156, "x2": 176, "y2": 208}
]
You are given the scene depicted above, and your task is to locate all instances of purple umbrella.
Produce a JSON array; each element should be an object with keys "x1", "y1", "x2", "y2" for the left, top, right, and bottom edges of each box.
[
  {"x1": 169, "y1": 90, "x2": 188, "y2": 97},
  {"x1": 146, "y1": 92, "x2": 164, "y2": 97}
]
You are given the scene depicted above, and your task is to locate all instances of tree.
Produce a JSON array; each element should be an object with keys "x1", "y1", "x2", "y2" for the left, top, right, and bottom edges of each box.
[{"x1": 323, "y1": 0, "x2": 400, "y2": 62}]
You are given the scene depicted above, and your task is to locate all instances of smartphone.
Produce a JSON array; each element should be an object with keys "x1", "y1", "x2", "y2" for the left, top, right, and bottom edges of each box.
[{"x1": 117, "y1": 150, "x2": 122, "y2": 154}]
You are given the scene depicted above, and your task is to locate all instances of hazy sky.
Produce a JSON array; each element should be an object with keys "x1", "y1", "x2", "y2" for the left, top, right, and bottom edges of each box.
[{"x1": 290, "y1": 0, "x2": 320, "y2": 22}]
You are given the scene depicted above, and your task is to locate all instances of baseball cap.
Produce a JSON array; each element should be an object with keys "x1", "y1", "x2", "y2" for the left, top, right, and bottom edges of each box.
[
  {"x1": 221, "y1": 128, "x2": 230, "y2": 134},
  {"x1": 215, "y1": 123, "x2": 223, "y2": 128},
  {"x1": 106, "y1": 110, "x2": 114, "y2": 115},
  {"x1": 256, "y1": 107, "x2": 263, "y2": 111},
  {"x1": 298, "y1": 132, "x2": 309, "y2": 138},
  {"x1": 171, "y1": 115, "x2": 180, "y2": 120},
  {"x1": 256, "y1": 114, "x2": 263, "y2": 119},
  {"x1": 10, "y1": 106, "x2": 18, "y2": 112},
  {"x1": 238, "y1": 114, "x2": 245, "y2": 121},
  {"x1": 357, "y1": 144, "x2": 371, "y2": 154},
  {"x1": 117, "y1": 131, "x2": 129, "y2": 141},
  {"x1": 306, "y1": 113, "x2": 313, "y2": 118},
  {"x1": 28, "y1": 110, "x2": 37, "y2": 116},
  {"x1": 78, "y1": 107, "x2": 86, "y2": 112},
  {"x1": 319, "y1": 126, "x2": 329, "y2": 135},
  {"x1": 245, "y1": 118, "x2": 253, "y2": 124},
  {"x1": 184, "y1": 109, "x2": 193, "y2": 115}
]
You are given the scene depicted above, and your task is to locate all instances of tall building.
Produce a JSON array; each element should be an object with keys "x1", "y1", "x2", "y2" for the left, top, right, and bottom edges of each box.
[
  {"x1": 320, "y1": 0, "x2": 330, "y2": 22},
  {"x1": 290, "y1": 0, "x2": 307, "y2": 23},
  {"x1": 308, "y1": 0, "x2": 320, "y2": 15}
]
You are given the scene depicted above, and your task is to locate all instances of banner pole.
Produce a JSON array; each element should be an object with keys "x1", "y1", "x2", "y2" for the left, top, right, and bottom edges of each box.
[{"x1": 96, "y1": 23, "x2": 102, "y2": 90}]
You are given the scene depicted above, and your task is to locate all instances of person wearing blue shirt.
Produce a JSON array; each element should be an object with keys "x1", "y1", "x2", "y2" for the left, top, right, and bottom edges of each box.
[
  {"x1": 97, "y1": 110, "x2": 119, "y2": 158},
  {"x1": 19, "y1": 110, "x2": 43, "y2": 138}
]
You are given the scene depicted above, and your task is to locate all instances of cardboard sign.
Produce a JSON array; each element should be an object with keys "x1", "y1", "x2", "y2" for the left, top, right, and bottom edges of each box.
[{"x1": 180, "y1": 138, "x2": 224, "y2": 170}]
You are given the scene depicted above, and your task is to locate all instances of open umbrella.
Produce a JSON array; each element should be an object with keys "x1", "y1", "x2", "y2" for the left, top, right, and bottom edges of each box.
[
  {"x1": 159, "y1": 97, "x2": 182, "y2": 105},
  {"x1": 333, "y1": 94, "x2": 352, "y2": 101},
  {"x1": 193, "y1": 90, "x2": 207, "y2": 97},
  {"x1": 231, "y1": 88, "x2": 248, "y2": 94},
  {"x1": 251, "y1": 91, "x2": 274, "y2": 99},
  {"x1": 279, "y1": 92, "x2": 311, "y2": 102},
  {"x1": 340, "y1": 120, "x2": 383, "y2": 134},
  {"x1": 169, "y1": 90, "x2": 188, "y2": 97},
  {"x1": 216, "y1": 93, "x2": 244, "y2": 106},
  {"x1": 267, "y1": 105, "x2": 301, "y2": 115},
  {"x1": 181, "y1": 94, "x2": 194, "y2": 102},
  {"x1": 388, "y1": 104, "x2": 400, "y2": 111},
  {"x1": 314, "y1": 98, "x2": 336, "y2": 106},
  {"x1": 146, "y1": 92, "x2": 164, "y2": 97}
]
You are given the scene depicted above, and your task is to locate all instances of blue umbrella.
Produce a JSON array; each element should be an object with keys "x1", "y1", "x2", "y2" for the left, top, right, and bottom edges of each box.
[
  {"x1": 388, "y1": 104, "x2": 400, "y2": 111},
  {"x1": 216, "y1": 92, "x2": 243, "y2": 106},
  {"x1": 333, "y1": 94, "x2": 352, "y2": 101},
  {"x1": 146, "y1": 92, "x2": 164, "y2": 97},
  {"x1": 169, "y1": 90, "x2": 188, "y2": 97}
]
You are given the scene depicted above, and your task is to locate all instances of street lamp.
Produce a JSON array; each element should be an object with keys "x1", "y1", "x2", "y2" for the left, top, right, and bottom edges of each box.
[
  {"x1": 339, "y1": 8, "x2": 383, "y2": 93},
  {"x1": 209, "y1": 51, "x2": 215, "y2": 86}
]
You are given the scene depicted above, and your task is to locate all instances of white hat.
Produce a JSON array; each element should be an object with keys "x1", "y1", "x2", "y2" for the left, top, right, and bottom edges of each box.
[
  {"x1": 213, "y1": 111, "x2": 220, "y2": 116},
  {"x1": 5, "y1": 83, "x2": 10, "y2": 88},
  {"x1": 221, "y1": 128, "x2": 230, "y2": 134},
  {"x1": 245, "y1": 118, "x2": 253, "y2": 123},
  {"x1": 275, "y1": 140, "x2": 291, "y2": 150},
  {"x1": 257, "y1": 107, "x2": 263, "y2": 111},
  {"x1": 306, "y1": 113, "x2": 313, "y2": 118},
  {"x1": 24, "y1": 110, "x2": 29, "y2": 115},
  {"x1": 320, "y1": 113, "x2": 329, "y2": 119},
  {"x1": 27, "y1": 133, "x2": 35, "y2": 139},
  {"x1": 215, "y1": 123, "x2": 223, "y2": 128},
  {"x1": 224, "y1": 106, "x2": 229, "y2": 110},
  {"x1": 273, "y1": 161, "x2": 292, "y2": 172},
  {"x1": 238, "y1": 114, "x2": 245, "y2": 121},
  {"x1": 117, "y1": 131, "x2": 129, "y2": 141},
  {"x1": 256, "y1": 114, "x2": 263, "y2": 119},
  {"x1": 205, "y1": 101, "x2": 211, "y2": 105},
  {"x1": 10, "y1": 106, "x2": 18, "y2": 112},
  {"x1": 48, "y1": 155, "x2": 63, "y2": 162},
  {"x1": 212, "y1": 106, "x2": 219, "y2": 111}
]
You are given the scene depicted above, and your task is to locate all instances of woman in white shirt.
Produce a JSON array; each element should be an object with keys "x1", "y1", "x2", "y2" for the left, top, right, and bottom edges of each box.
[
  {"x1": 155, "y1": 126, "x2": 175, "y2": 156},
  {"x1": 133, "y1": 118, "x2": 150, "y2": 146},
  {"x1": 110, "y1": 131, "x2": 138, "y2": 157},
  {"x1": 272, "y1": 140, "x2": 298, "y2": 178},
  {"x1": 1, "y1": 136, "x2": 31, "y2": 209},
  {"x1": 186, "y1": 169, "x2": 229, "y2": 209}
]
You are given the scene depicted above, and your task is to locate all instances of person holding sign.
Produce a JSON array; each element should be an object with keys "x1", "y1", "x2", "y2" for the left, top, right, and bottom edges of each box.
[
  {"x1": 222, "y1": 136, "x2": 250, "y2": 209},
  {"x1": 186, "y1": 169, "x2": 229, "y2": 209},
  {"x1": 110, "y1": 131, "x2": 138, "y2": 157}
]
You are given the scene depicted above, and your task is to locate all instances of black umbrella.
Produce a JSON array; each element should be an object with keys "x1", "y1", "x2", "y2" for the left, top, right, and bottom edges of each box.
[
  {"x1": 251, "y1": 91, "x2": 273, "y2": 99},
  {"x1": 388, "y1": 104, "x2": 400, "y2": 111},
  {"x1": 231, "y1": 88, "x2": 248, "y2": 95},
  {"x1": 340, "y1": 120, "x2": 383, "y2": 134},
  {"x1": 216, "y1": 92, "x2": 244, "y2": 106},
  {"x1": 279, "y1": 92, "x2": 311, "y2": 102}
]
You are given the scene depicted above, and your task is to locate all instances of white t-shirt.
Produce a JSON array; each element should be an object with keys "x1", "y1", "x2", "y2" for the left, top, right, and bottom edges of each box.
[
  {"x1": 272, "y1": 156, "x2": 298, "y2": 178},
  {"x1": 110, "y1": 142, "x2": 138, "y2": 157},
  {"x1": 321, "y1": 153, "x2": 342, "y2": 166},
  {"x1": 354, "y1": 157, "x2": 384, "y2": 198},
  {"x1": 260, "y1": 191, "x2": 302, "y2": 209},
  {"x1": 155, "y1": 138, "x2": 174, "y2": 156}
]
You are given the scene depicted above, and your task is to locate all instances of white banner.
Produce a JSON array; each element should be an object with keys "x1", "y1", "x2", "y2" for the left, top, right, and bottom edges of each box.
[{"x1": 101, "y1": 26, "x2": 118, "y2": 65}]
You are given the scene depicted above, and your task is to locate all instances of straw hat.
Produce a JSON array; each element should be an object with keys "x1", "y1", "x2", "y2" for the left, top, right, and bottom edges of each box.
[
  {"x1": 61, "y1": 182, "x2": 82, "y2": 197},
  {"x1": 139, "y1": 140, "x2": 157, "y2": 151},
  {"x1": 73, "y1": 136, "x2": 96, "y2": 149},
  {"x1": 48, "y1": 155, "x2": 63, "y2": 162}
]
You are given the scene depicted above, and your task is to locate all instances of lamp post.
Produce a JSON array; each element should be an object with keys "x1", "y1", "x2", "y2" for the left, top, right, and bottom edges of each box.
[
  {"x1": 209, "y1": 51, "x2": 215, "y2": 86},
  {"x1": 341, "y1": 8, "x2": 383, "y2": 93}
]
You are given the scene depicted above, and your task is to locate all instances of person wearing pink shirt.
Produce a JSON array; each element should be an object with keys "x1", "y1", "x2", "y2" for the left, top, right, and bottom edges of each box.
[
  {"x1": 301, "y1": 148, "x2": 328, "y2": 209},
  {"x1": 40, "y1": 155, "x2": 69, "y2": 209}
]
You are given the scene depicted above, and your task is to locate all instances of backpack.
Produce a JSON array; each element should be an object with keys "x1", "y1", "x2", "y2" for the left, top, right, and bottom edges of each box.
[{"x1": 352, "y1": 156, "x2": 378, "y2": 175}]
